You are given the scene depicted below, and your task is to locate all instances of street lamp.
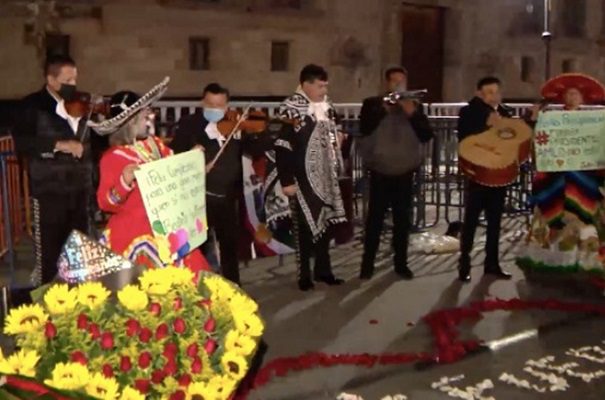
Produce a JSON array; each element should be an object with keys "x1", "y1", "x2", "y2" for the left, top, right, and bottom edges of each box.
[{"x1": 542, "y1": 0, "x2": 552, "y2": 80}]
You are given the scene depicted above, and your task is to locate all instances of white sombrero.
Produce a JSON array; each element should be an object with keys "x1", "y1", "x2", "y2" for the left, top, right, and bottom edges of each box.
[{"x1": 88, "y1": 76, "x2": 170, "y2": 135}]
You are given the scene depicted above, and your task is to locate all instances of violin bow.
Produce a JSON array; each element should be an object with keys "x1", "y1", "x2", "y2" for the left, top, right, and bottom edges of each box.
[{"x1": 206, "y1": 104, "x2": 252, "y2": 173}]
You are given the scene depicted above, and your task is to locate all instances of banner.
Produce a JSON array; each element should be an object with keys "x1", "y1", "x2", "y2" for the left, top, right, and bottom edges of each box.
[
  {"x1": 534, "y1": 110, "x2": 605, "y2": 172},
  {"x1": 241, "y1": 156, "x2": 295, "y2": 256},
  {"x1": 135, "y1": 150, "x2": 207, "y2": 260}
]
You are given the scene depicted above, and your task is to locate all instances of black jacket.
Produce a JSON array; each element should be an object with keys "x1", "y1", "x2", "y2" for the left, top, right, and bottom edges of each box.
[
  {"x1": 12, "y1": 88, "x2": 92, "y2": 196},
  {"x1": 359, "y1": 96, "x2": 434, "y2": 143},
  {"x1": 170, "y1": 112, "x2": 266, "y2": 198},
  {"x1": 457, "y1": 97, "x2": 512, "y2": 141}
]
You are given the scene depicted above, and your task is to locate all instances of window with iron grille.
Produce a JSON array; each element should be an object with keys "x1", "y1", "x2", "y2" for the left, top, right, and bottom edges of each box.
[
  {"x1": 561, "y1": 0, "x2": 586, "y2": 37},
  {"x1": 271, "y1": 41, "x2": 290, "y2": 71},
  {"x1": 45, "y1": 33, "x2": 70, "y2": 58},
  {"x1": 189, "y1": 37, "x2": 210, "y2": 70}
]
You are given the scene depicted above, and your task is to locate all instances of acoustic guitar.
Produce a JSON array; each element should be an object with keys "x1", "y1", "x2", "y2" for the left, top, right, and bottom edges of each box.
[{"x1": 458, "y1": 118, "x2": 532, "y2": 187}]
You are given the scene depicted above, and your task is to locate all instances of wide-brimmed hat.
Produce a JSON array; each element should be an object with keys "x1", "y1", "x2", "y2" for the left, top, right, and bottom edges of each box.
[
  {"x1": 88, "y1": 76, "x2": 169, "y2": 135},
  {"x1": 541, "y1": 73, "x2": 605, "y2": 104}
]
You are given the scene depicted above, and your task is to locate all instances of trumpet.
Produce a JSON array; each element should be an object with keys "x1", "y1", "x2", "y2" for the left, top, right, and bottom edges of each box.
[{"x1": 383, "y1": 89, "x2": 428, "y2": 104}]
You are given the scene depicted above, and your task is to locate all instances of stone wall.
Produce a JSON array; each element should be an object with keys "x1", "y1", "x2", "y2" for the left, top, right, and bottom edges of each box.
[{"x1": 1, "y1": 0, "x2": 604, "y2": 102}]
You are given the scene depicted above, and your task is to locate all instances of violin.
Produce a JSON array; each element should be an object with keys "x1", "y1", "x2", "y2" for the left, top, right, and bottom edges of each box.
[
  {"x1": 64, "y1": 91, "x2": 109, "y2": 119},
  {"x1": 217, "y1": 109, "x2": 268, "y2": 137}
]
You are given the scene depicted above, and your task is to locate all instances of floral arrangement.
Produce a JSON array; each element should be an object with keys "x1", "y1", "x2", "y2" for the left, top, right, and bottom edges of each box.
[{"x1": 0, "y1": 267, "x2": 264, "y2": 400}]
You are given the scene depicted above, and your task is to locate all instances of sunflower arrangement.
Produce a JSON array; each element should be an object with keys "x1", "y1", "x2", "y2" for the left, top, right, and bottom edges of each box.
[{"x1": 0, "y1": 267, "x2": 264, "y2": 400}]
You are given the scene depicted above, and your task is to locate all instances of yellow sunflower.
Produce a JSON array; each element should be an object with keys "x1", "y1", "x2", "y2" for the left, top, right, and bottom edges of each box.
[
  {"x1": 117, "y1": 285, "x2": 149, "y2": 311},
  {"x1": 186, "y1": 382, "x2": 210, "y2": 400},
  {"x1": 139, "y1": 269, "x2": 171, "y2": 296},
  {"x1": 221, "y1": 353, "x2": 248, "y2": 381},
  {"x1": 204, "y1": 276, "x2": 235, "y2": 300},
  {"x1": 44, "y1": 362, "x2": 90, "y2": 391},
  {"x1": 224, "y1": 330, "x2": 257, "y2": 357},
  {"x1": 44, "y1": 284, "x2": 77, "y2": 315},
  {"x1": 228, "y1": 293, "x2": 258, "y2": 314},
  {"x1": 0, "y1": 349, "x2": 40, "y2": 377},
  {"x1": 205, "y1": 375, "x2": 237, "y2": 400},
  {"x1": 233, "y1": 312, "x2": 264, "y2": 338},
  {"x1": 4, "y1": 304, "x2": 48, "y2": 335},
  {"x1": 77, "y1": 282, "x2": 110, "y2": 310},
  {"x1": 85, "y1": 372, "x2": 120, "y2": 400},
  {"x1": 119, "y1": 387, "x2": 146, "y2": 400},
  {"x1": 166, "y1": 266, "x2": 195, "y2": 287}
]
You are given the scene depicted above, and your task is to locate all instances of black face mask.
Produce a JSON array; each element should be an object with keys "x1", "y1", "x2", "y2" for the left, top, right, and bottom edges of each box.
[{"x1": 57, "y1": 83, "x2": 77, "y2": 101}]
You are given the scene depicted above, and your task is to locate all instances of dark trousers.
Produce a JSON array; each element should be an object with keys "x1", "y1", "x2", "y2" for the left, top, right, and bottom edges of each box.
[
  {"x1": 201, "y1": 195, "x2": 240, "y2": 284},
  {"x1": 460, "y1": 180, "x2": 507, "y2": 270},
  {"x1": 33, "y1": 191, "x2": 89, "y2": 285},
  {"x1": 361, "y1": 170, "x2": 414, "y2": 273},
  {"x1": 291, "y1": 200, "x2": 333, "y2": 282}
]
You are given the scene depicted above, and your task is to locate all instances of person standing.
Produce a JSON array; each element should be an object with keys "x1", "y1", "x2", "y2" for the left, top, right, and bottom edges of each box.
[
  {"x1": 359, "y1": 67, "x2": 433, "y2": 280},
  {"x1": 275, "y1": 64, "x2": 347, "y2": 291},
  {"x1": 13, "y1": 55, "x2": 91, "y2": 286},
  {"x1": 457, "y1": 76, "x2": 513, "y2": 282}
]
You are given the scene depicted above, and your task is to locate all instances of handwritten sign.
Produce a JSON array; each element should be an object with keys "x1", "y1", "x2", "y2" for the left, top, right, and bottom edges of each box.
[
  {"x1": 135, "y1": 150, "x2": 207, "y2": 260},
  {"x1": 534, "y1": 110, "x2": 605, "y2": 172}
]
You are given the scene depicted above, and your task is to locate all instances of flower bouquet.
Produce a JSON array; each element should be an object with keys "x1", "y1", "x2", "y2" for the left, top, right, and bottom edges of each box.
[{"x1": 0, "y1": 267, "x2": 264, "y2": 399}]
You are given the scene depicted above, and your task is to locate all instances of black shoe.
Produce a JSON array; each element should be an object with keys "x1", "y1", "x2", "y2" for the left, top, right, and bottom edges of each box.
[
  {"x1": 484, "y1": 268, "x2": 512, "y2": 280},
  {"x1": 298, "y1": 279, "x2": 315, "y2": 291},
  {"x1": 314, "y1": 275, "x2": 345, "y2": 286},
  {"x1": 458, "y1": 270, "x2": 471, "y2": 283},
  {"x1": 359, "y1": 269, "x2": 374, "y2": 280},
  {"x1": 395, "y1": 267, "x2": 414, "y2": 280}
]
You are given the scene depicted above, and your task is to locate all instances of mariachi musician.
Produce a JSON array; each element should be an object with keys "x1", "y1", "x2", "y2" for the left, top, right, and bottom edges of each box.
[
  {"x1": 457, "y1": 76, "x2": 513, "y2": 282},
  {"x1": 170, "y1": 83, "x2": 267, "y2": 286},
  {"x1": 12, "y1": 55, "x2": 106, "y2": 286},
  {"x1": 273, "y1": 64, "x2": 347, "y2": 291}
]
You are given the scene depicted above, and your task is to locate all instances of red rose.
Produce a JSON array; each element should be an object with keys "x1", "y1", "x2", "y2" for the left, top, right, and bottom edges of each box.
[
  {"x1": 203, "y1": 318, "x2": 216, "y2": 333},
  {"x1": 77, "y1": 313, "x2": 89, "y2": 330},
  {"x1": 134, "y1": 379, "x2": 151, "y2": 394},
  {"x1": 70, "y1": 351, "x2": 87, "y2": 365},
  {"x1": 139, "y1": 327, "x2": 152, "y2": 343},
  {"x1": 120, "y1": 356, "x2": 132, "y2": 372},
  {"x1": 44, "y1": 322, "x2": 57, "y2": 339},
  {"x1": 198, "y1": 299, "x2": 212, "y2": 308},
  {"x1": 138, "y1": 352, "x2": 152, "y2": 369},
  {"x1": 173, "y1": 297, "x2": 183, "y2": 310},
  {"x1": 186, "y1": 343, "x2": 198, "y2": 358},
  {"x1": 178, "y1": 374, "x2": 192, "y2": 387},
  {"x1": 164, "y1": 359, "x2": 178, "y2": 376},
  {"x1": 191, "y1": 356, "x2": 203, "y2": 374},
  {"x1": 173, "y1": 318, "x2": 186, "y2": 334},
  {"x1": 155, "y1": 323, "x2": 169, "y2": 340},
  {"x1": 126, "y1": 319, "x2": 141, "y2": 337},
  {"x1": 100, "y1": 332, "x2": 114, "y2": 350},
  {"x1": 169, "y1": 391, "x2": 185, "y2": 400},
  {"x1": 151, "y1": 369, "x2": 166, "y2": 384},
  {"x1": 163, "y1": 342, "x2": 178, "y2": 359},
  {"x1": 204, "y1": 339, "x2": 217, "y2": 355},
  {"x1": 149, "y1": 302, "x2": 162, "y2": 316},
  {"x1": 102, "y1": 364, "x2": 114, "y2": 378},
  {"x1": 89, "y1": 323, "x2": 101, "y2": 340}
]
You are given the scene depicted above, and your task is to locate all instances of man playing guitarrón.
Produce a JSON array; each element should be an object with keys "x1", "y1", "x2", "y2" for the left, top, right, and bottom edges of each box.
[{"x1": 457, "y1": 76, "x2": 513, "y2": 283}]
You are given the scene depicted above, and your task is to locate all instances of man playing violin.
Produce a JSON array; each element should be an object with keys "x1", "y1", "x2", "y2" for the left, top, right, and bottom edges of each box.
[
  {"x1": 13, "y1": 54, "x2": 93, "y2": 286},
  {"x1": 171, "y1": 83, "x2": 260, "y2": 285}
]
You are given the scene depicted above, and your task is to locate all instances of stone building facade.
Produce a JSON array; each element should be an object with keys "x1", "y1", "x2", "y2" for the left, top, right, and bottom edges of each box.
[{"x1": 0, "y1": 0, "x2": 604, "y2": 102}]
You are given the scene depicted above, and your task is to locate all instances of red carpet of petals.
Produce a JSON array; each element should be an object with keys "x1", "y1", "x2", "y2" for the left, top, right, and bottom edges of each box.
[{"x1": 234, "y1": 297, "x2": 605, "y2": 399}]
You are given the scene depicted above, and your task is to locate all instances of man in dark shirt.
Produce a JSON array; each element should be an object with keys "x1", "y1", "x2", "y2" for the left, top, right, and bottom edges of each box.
[
  {"x1": 170, "y1": 83, "x2": 250, "y2": 285},
  {"x1": 359, "y1": 67, "x2": 433, "y2": 280},
  {"x1": 457, "y1": 76, "x2": 513, "y2": 282},
  {"x1": 12, "y1": 55, "x2": 91, "y2": 285}
]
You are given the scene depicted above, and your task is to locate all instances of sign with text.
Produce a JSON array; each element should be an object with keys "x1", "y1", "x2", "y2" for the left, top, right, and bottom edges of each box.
[
  {"x1": 135, "y1": 150, "x2": 207, "y2": 260},
  {"x1": 534, "y1": 110, "x2": 605, "y2": 172}
]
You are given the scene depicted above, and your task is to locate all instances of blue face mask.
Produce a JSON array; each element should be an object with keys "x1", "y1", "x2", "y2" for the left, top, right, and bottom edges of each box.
[{"x1": 203, "y1": 108, "x2": 225, "y2": 123}]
